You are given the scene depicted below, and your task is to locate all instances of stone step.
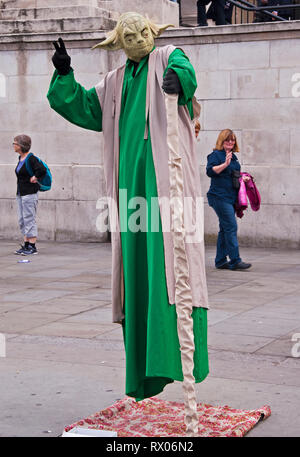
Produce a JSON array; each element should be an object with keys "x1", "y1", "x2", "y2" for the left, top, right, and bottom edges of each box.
[
  {"x1": 0, "y1": 5, "x2": 113, "y2": 20},
  {"x1": 0, "y1": 1, "x2": 179, "y2": 28},
  {"x1": 0, "y1": 0, "x2": 99, "y2": 7},
  {"x1": 0, "y1": 15, "x2": 116, "y2": 34}
]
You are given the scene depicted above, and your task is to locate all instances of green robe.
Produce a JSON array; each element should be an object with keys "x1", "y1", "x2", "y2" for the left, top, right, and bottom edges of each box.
[{"x1": 47, "y1": 48, "x2": 209, "y2": 401}]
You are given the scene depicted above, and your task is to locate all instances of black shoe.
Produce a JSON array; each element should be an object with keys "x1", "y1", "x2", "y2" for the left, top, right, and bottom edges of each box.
[
  {"x1": 216, "y1": 262, "x2": 230, "y2": 269},
  {"x1": 180, "y1": 22, "x2": 197, "y2": 27},
  {"x1": 14, "y1": 245, "x2": 25, "y2": 255},
  {"x1": 230, "y1": 261, "x2": 251, "y2": 270},
  {"x1": 21, "y1": 246, "x2": 38, "y2": 255}
]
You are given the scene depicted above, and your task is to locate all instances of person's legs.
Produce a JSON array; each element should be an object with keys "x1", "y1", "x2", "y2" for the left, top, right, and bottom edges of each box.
[
  {"x1": 15, "y1": 195, "x2": 26, "y2": 254},
  {"x1": 206, "y1": 1, "x2": 216, "y2": 21},
  {"x1": 214, "y1": 0, "x2": 226, "y2": 25},
  {"x1": 215, "y1": 222, "x2": 228, "y2": 267},
  {"x1": 177, "y1": 0, "x2": 182, "y2": 25},
  {"x1": 197, "y1": 0, "x2": 209, "y2": 25},
  {"x1": 21, "y1": 193, "x2": 39, "y2": 254},
  {"x1": 209, "y1": 197, "x2": 241, "y2": 267},
  {"x1": 224, "y1": 1, "x2": 234, "y2": 23},
  {"x1": 16, "y1": 195, "x2": 25, "y2": 236},
  {"x1": 24, "y1": 236, "x2": 37, "y2": 244}
]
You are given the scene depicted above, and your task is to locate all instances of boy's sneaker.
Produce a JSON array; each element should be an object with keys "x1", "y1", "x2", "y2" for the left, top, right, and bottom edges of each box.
[
  {"x1": 21, "y1": 246, "x2": 38, "y2": 255},
  {"x1": 14, "y1": 245, "x2": 25, "y2": 255}
]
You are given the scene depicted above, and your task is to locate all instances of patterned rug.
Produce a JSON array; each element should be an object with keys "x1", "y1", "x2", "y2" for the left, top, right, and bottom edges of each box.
[{"x1": 65, "y1": 397, "x2": 271, "y2": 437}]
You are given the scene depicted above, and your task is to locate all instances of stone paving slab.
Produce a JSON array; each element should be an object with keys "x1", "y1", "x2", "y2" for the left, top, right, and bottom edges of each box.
[
  {"x1": 59, "y1": 273, "x2": 111, "y2": 286},
  {"x1": 0, "y1": 357, "x2": 125, "y2": 438},
  {"x1": 207, "y1": 309, "x2": 238, "y2": 326},
  {"x1": 61, "y1": 306, "x2": 113, "y2": 324},
  {"x1": 0, "y1": 241, "x2": 299, "y2": 437},
  {"x1": 66, "y1": 289, "x2": 112, "y2": 302},
  {"x1": 211, "y1": 312, "x2": 300, "y2": 338},
  {"x1": 2, "y1": 288, "x2": 75, "y2": 303},
  {"x1": 0, "y1": 310, "x2": 67, "y2": 333},
  {"x1": 0, "y1": 303, "x2": 26, "y2": 313},
  {"x1": 208, "y1": 350, "x2": 300, "y2": 387},
  {"x1": 14, "y1": 298, "x2": 110, "y2": 315},
  {"x1": 26, "y1": 321, "x2": 116, "y2": 339},
  {"x1": 250, "y1": 296, "x2": 300, "y2": 320},
  {"x1": 210, "y1": 285, "x2": 289, "y2": 307},
  {"x1": 207, "y1": 296, "x2": 262, "y2": 313},
  {"x1": 208, "y1": 330, "x2": 274, "y2": 353},
  {"x1": 6, "y1": 334, "x2": 126, "y2": 367},
  {"x1": 30, "y1": 281, "x2": 94, "y2": 291},
  {"x1": 255, "y1": 327, "x2": 300, "y2": 357}
]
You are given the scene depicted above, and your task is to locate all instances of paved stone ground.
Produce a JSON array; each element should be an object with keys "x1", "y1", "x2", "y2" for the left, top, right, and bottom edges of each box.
[{"x1": 0, "y1": 240, "x2": 299, "y2": 437}]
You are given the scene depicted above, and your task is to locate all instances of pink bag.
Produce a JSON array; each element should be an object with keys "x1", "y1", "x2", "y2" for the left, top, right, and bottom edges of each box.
[{"x1": 235, "y1": 173, "x2": 261, "y2": 218}]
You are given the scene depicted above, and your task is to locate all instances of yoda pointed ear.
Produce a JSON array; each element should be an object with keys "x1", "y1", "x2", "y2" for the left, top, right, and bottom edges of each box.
[
  {"x1": 92, "y1": 28, "x2": 122, "y2": 51},
  {"x1": 147, "y1": 19, "x2": 174, "y2": 37}
]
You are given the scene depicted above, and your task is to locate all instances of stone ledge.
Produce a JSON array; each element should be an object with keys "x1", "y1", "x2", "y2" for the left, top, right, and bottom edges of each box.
[
  {"x1": 159, "y1": 20, "x2": 300, "y2": 45},
  {"x1": 0, "y1": 15, "x2": 116, "y2": 35},
  {"x1": 0, "y1": 0, "x2": 99, "y2": 6},
  {"x1": 0, "y1": 20, "x2": 300, "y2": 50},
  {"x1": 0, "y1": 6, "x2": 117, "y2": 20}
]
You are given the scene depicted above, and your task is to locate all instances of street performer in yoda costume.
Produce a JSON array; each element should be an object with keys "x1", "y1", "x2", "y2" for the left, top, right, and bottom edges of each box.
[{"x1": 47, "y1": 11, "x2": 209, "y2": 423}]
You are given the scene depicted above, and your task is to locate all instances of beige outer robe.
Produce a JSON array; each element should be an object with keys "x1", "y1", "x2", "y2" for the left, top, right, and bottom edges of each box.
[{"x1": 95, "y1": 45, "x2": 209, "y2": 323}]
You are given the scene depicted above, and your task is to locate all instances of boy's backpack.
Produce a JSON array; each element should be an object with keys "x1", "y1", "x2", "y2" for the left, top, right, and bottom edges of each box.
[{"x1": 25, "y1": 153, "x2": 52, "y2": 192}]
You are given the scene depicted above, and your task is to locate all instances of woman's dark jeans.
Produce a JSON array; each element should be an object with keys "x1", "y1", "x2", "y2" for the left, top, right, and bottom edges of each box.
[{"x1": 208, "y1": 196, "x2": 241, "y2": 268}]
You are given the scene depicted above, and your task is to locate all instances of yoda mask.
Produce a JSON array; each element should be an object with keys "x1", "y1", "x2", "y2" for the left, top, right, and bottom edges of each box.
[{"x1": 93, "y1": 12, "x2": 173, "y2": 62}]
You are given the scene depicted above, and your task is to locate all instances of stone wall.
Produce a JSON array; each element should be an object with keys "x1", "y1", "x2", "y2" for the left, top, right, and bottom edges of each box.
[
  {"x1": 180, "y1": 24, "x2": 300, "y2": 248},
  {"x1": 0, "y1": 19, "x2": 300, "y2": 246},
  {"x1": 98, "y1": 0, "x2": 179, "y2": 26},
  {"x1": 1, "y1": 0, "x2": 179, "y2": 25}
]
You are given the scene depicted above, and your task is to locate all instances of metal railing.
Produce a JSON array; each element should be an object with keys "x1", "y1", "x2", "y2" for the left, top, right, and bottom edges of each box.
[
  {"x1": 178, "y1": 0, "x2": 300, "y2": 26},
  {"x1": 228, "y1": 0, "x2": 300, "y2": 24}
]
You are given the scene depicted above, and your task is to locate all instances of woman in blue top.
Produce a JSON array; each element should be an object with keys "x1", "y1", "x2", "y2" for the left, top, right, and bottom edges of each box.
[{"x1": 206, "y1": 129, "x2": 251, "y2": 270}]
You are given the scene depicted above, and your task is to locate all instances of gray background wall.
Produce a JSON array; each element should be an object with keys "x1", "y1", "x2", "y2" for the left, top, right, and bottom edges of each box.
[{"x1": 0, "y1": 17, "x2": 300, "y2": 247}]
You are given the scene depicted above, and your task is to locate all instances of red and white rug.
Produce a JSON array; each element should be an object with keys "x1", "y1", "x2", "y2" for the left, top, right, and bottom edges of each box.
[{"x1": 65, "y1": 397, "x2": 271, "y2": 437}]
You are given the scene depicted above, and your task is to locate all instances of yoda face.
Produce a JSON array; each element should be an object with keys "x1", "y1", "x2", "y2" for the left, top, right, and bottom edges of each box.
[
  {"x1": 118, "y1": 15, "x2": 154, "y2": 62},
  {"x1": 93, "y1": 12, "x2": 173, "y2": 62}
]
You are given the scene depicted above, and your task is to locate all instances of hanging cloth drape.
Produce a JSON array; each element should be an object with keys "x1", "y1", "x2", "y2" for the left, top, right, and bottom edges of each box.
[{"x1": 165, "y1": 92, "x2": 198, "y2": 436}]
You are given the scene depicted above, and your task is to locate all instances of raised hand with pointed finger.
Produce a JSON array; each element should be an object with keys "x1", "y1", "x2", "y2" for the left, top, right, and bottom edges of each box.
[{"x1": 52, "y1": 38, "x2": 71, "y2": 75}]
